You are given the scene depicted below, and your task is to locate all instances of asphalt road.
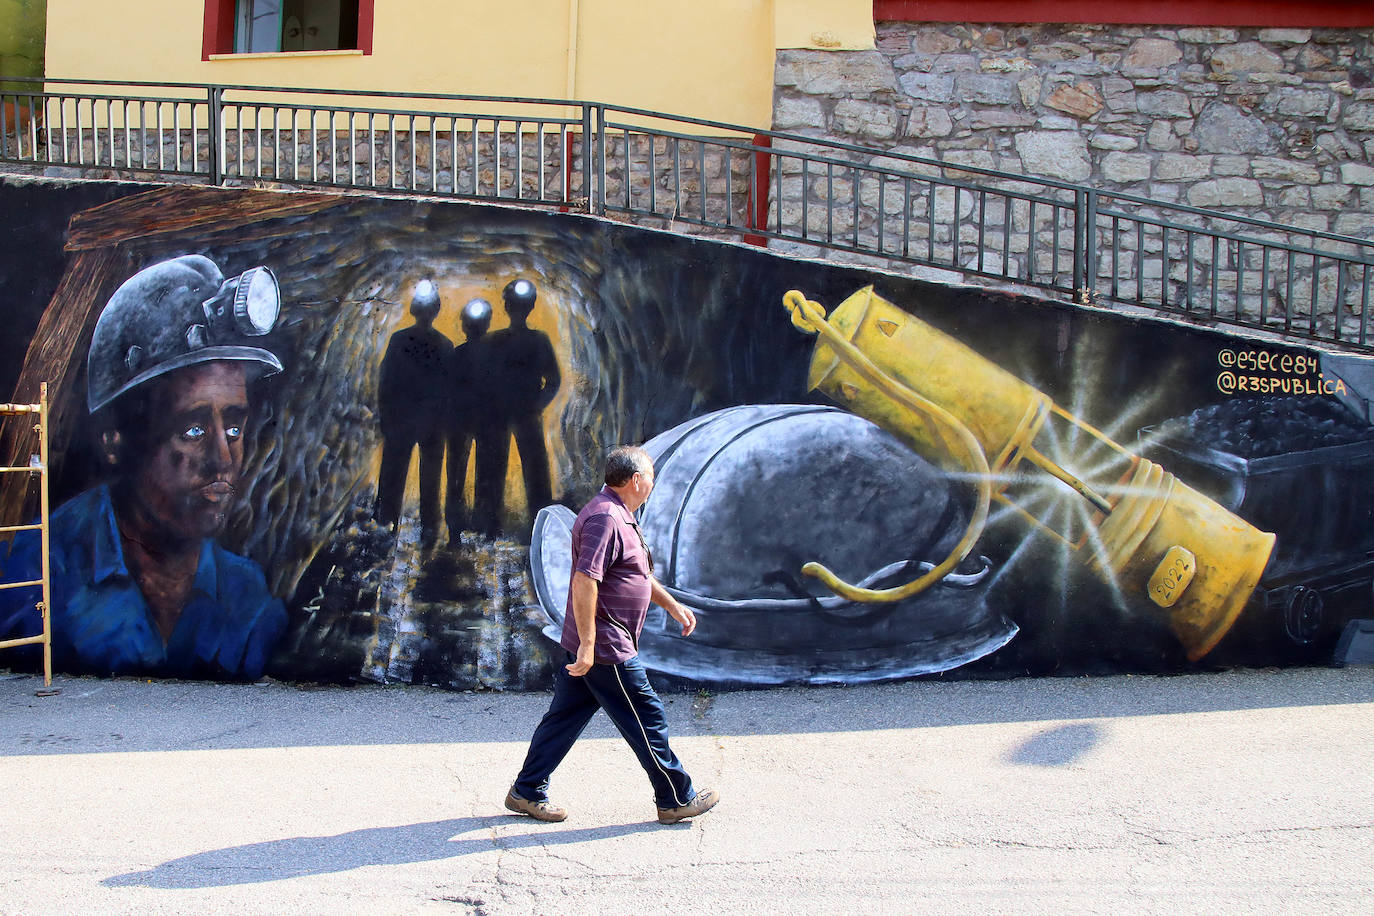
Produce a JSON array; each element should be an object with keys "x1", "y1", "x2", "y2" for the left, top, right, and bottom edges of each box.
[{"x1": 2, "y1": 665, "x2": 1371, "y2": 915}]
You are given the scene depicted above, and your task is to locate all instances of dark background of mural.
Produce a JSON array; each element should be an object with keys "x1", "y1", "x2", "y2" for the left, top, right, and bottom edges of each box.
[
  {"x1": 2, "y1": 176, "x2": 1372, "y2": 688},
  {"x1": 0, "y1": 179, "x2": 145, "y2": 401}
]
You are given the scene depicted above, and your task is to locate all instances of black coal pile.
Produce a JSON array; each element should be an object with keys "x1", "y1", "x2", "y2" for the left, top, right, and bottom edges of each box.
[
  {"x1": 1156, "y1": 396, "x2": 1374, "y2": 459},
  {"x1": 268, "y1": 495, "x2": 398, "y2": 682}
]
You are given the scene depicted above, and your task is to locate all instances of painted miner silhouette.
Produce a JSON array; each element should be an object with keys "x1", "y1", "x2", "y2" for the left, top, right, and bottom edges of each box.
[
  {"x1": 445, "y1": 297, "x2": 494, "y2": 541},
  {"x1": 473, "y1": 278, "x2": 561, "y2": 537},
  {"x1": 375, "y1": 279, "x2": 452, "y2": 547}
]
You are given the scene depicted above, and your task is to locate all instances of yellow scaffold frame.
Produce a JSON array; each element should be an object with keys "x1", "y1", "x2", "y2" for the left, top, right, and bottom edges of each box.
[{"x1": 0, "y1": 383, "x2": 52, "y2": 686}]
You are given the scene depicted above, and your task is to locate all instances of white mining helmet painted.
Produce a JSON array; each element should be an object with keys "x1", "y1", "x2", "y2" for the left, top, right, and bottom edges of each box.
[
  {"x1": 86, "y1": 254, "x2": 283, "y2": 414},
  {"x1": 503, "y1": 278, "x2": 537, "y2": 310},
  {"x1": 529, "y1": 404, "x2": 1016, "y2": 686},
  {"x1": 461, "y1": 298, "x2": 493, "y2": 332},
  {"x1": 411, "y1": 279, "x2": 440, "y2": 313}
]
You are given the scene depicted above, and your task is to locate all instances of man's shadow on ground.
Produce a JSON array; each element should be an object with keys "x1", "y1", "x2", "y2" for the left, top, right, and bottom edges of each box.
[{"x1": 103, "y1": 816, "x2": 663, "y2": 889}]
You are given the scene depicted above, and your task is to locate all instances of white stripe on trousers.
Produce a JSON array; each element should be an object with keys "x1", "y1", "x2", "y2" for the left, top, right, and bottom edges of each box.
[{"x1": 612, "y1": 662, "x2": 687, "y2": 808}]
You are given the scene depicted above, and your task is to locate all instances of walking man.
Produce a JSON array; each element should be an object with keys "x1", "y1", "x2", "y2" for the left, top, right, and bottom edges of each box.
[{"x1": 505, "y1": 446, "x2": 719, "y2": 825}]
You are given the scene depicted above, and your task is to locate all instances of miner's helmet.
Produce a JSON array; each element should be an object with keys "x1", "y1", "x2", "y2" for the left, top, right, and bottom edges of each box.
[
  {"x1": 529, "y1": 404, "x2": 1016, "y2": 686},
  {"x1": 411, "y1": 279, "x2": 441, "y2": 317},
  {"x1": 461, "y1": 297, "x2": 493, "y2": 335},
  {"x1": 502, "y1": 278, "x2": 537, "y2": 314},
  {"x1": 86, "y1": 254, "x2": 283, "y2": 414}
]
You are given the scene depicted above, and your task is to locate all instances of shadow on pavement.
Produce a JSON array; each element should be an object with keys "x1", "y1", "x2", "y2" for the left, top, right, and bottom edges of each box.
[
  {"x1": 1004, "y1": 722, "x2": 1104, "y2": 767},
  {"x1": 101, "y1": 816, "x2": 660, "y2": 888}
]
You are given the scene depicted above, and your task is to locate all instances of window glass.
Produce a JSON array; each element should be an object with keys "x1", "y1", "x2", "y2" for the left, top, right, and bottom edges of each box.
[
  {"x1": 234, "y1": 0, "x2": 357, "y2": 52},
  {"x1": 236, "y1": 0, "x2": 284, "y2": 53}
]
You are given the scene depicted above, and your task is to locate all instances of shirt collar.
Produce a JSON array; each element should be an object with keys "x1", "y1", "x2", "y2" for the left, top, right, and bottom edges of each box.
[
  {"x1": 191, "y1": 537, "x2": 220, "y2": 597},
  {"x1": 600, "y1": 485, "x2": 636, "y2": 523},
  {"x1": 89, "y1": 484, "x2": 130, "y2": 584},
  {"x1": 89, "y1": 484, "x2": 219, "y2": 596}
]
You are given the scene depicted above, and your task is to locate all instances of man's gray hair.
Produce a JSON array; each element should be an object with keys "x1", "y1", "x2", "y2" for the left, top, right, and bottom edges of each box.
[{"x1": 605, "y1": 445, "x2": 653, "y2": 487}]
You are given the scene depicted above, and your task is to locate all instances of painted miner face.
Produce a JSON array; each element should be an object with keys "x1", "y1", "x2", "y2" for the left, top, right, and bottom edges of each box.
[{"x1": 126, "y1": 361, "x2": 251, "y2": 542}]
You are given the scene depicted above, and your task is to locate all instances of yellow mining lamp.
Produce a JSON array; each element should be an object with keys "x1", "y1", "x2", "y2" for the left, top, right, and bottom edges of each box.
[{"x1": 782, "y1": 286, "x2": 1275, "y2": 660}]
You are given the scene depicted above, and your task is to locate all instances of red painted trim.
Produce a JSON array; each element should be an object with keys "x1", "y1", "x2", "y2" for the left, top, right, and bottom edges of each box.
[
  {"x1": 745, "y1": 134, "x2": 772, "y2": 246},
  {"x1": 874, "y1": 0, "x2": 1374, "y2": 27},
  {"x1": 559, "y1": 138, "x2": 576, "y2": 211},
  {"x1": 357, "y1": 0, "x2": 375, "y2": 54},
  {"x1": 202, "y1": 0, "x2": 236, "y2": 59}
]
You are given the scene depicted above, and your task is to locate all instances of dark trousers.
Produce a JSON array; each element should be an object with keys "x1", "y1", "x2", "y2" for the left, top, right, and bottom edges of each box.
[
  {"x1": 376, "y1": 433, "x2": 443, "y2": 536},
  {"x1": 445, "y1": 427, "x2": 474, "y2": 539},
  {"x1": 513, "y1": 653, "x2": 696, "y2": 810},
  {"x1": 509, "y1": 414, "x2": 553, "y2": 514},
  {"x1": 474, "y1": 413, "x2": 552, "y2": 535},
  {"x1": 468, "y1": 429, "x2": 509, "y2": 537}
]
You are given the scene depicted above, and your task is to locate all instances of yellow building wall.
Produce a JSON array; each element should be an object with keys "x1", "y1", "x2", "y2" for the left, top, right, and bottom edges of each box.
[
  {"x1": 573, "y1": 0, "x2": 774, "y2": 125},
  {"x1": 44, "y1": 0, "x2": 873, "y2": 129},
  {"x1": 775, "y1": 0, "x2": 875, "y2": 50}
]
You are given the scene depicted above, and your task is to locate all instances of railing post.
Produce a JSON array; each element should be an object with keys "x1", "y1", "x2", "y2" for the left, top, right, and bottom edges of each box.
[
  {"x1": 593, "y1": 103, "x2": 606, "y2": 216},
  {"x1": 1085, "y1": 189, "x2": 1099, "y2": 304},
  {"x1": 0, "y1": 90, "x2": 9, "y2": 160},
  {"x1": 744, "y1": 133, "x2": 773, "y2": 247},
  {"x1": 1074, "y1": 188, "x2": 1097, "y2": 304},
  {"x1": 206, "y1": 85, "x2": 222, "y2": 184},
  {"x1": 580, "y1": 103, "x2": 593, "y2": 212}
]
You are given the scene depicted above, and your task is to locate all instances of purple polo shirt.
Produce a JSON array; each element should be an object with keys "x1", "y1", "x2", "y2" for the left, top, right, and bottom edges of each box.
[{"x1": 559, "y1": 486, "x2": 653, "y2": 664}]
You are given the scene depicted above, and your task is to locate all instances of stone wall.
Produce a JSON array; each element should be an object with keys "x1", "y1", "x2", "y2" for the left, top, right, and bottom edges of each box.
[{"x1": 775, "y1": 23, "x2": 1374, "y2": 244}]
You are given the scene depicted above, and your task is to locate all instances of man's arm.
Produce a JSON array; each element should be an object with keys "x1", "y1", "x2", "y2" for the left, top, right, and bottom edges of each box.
[
  {"x1": 651, "y1": 576, "x2": 696, "y2": 637},
  {"x1": 566, "y1": 570, "x2": 599, "y2": 676},
  {"x1": 376, "y1": 337, "x2": 400, "y2": 431}
]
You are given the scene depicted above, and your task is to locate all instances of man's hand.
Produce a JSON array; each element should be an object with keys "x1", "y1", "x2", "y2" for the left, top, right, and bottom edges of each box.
[
  {"x1": 666, "y1": 602, "x2": 697, "y2": 637},
  {"x1": 565, "y1": 645, "x2": 595, "y2": 677},
  {"x1": 651, "y1": 576, "x2": 696, "y2": 637}
]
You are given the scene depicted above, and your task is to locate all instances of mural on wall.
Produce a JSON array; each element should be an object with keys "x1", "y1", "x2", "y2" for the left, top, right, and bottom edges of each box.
[
  {"x1": 372, "y1": 276, "x2": 561, "y2": 548},
  {"x1": 1, "y1": 177, "x2": 1372, "y2": 688},
  {"x1": 2, "y1": 253, "x2": 288, "y2": 678}
]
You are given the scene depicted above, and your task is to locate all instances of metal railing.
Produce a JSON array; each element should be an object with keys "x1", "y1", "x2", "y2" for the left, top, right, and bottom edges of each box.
[{"x1": 4, "y1": 77, "x2": 1373, "y2": 351}]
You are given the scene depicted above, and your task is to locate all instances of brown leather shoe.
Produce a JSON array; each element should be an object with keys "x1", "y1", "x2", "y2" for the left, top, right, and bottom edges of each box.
[
  {"x1": 505, "y1": 788, "x2": 568, "y2": 822},
  {"x1": 656, "y1": 787, "x2": 719, "y2": 825}
]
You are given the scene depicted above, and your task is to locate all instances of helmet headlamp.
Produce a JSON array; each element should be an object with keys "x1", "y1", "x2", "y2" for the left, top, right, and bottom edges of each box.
[
  {"x1": 231, "y1": 266, "x2": 280, "y2": 335},
  {"x1": 203, "y1": 266, "x2": 280, "y2": 337},
  {"x1": 462, "y1": 297, "x2": 493, "y2": 325}
]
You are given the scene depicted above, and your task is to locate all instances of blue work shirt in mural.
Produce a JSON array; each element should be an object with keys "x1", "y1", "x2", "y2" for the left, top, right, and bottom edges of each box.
[{"x1": 0, "y1": 485, "x2": 286, "y2": 680}]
